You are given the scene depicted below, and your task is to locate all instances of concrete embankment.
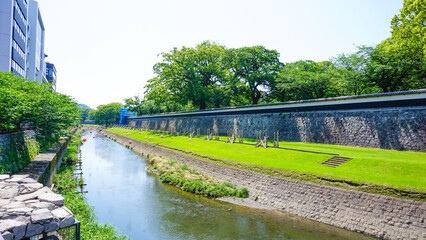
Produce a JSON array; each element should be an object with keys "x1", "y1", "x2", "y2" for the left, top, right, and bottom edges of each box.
[{"x1": 104, "y1": 130, "x2": 425, "y2": 240}]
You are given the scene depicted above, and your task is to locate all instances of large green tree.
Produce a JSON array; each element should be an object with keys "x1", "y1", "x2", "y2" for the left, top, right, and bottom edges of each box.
[
  {"x1": 225, "y1": 46, "x2": 283, "y2": 105},
  {"x1": 367, "y1": 0, "x2": 425, "y2": 92},
  {"x1": 152, "y1": 41, "x2": 229, "y2": 109},
  {"x1": 0, "y1": 72, "x2": 80, "y2": 147},
  {"x1": 331, "y1": 49, "x2": 380, "y2": 96},
  {"x1": 93, "y1": 102, "x2": 123, "y2": 125},
  {"x1": 273, "y1": 60, "x2": 341, "y2": 101}
]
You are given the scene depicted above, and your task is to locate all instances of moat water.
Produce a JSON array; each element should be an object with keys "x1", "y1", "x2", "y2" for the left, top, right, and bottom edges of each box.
[{"x1": 80, "y1": 131, "x2": 375, "y2": 240}]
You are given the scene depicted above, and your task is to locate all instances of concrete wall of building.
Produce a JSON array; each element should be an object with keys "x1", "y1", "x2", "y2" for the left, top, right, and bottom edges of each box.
[
  {"x1": 26, "y1": 0, "x2": 45, "y2": 83},
  {"x1": 0, "y1": 0, "x2": 15, "y2": 73}
]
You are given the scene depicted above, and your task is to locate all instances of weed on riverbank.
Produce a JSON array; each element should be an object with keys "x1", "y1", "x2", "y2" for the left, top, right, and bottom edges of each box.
[{"x1": 148, "y1": 155, "x2": 248, "y2": 198}]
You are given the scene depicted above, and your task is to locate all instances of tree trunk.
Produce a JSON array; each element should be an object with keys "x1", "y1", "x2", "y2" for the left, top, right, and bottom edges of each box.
[
  {"x1": 199, "y1": 100, "x2": 207, "y2": 110},
  {"x1": 251, "y1": 91, "x2": 261, "y2": 105}
]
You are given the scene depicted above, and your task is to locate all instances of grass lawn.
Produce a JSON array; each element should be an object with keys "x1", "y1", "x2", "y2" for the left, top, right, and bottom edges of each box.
[
  {"x1": 81, "y1": 124, "x2": 99, "y2": 127},
  {"x1": 105, "y1": 128, "x2": 426, "y2": 194}
]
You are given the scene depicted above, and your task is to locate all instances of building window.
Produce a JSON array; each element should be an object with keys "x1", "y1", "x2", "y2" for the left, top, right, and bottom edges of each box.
[
  {"x1": 13, "y1": 20, "x2": 26, "y2": 42},
  {"x1": 11, "y1": 60, "x2": 26, "y2": 76}
]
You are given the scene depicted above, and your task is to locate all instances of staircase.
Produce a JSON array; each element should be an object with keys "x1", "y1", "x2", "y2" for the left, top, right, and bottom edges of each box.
[{"x1": 322, "y1": 156, "x2": 352, "y2": 168}]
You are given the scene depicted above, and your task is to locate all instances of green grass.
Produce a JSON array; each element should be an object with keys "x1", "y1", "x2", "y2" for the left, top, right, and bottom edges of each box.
[
  {"x1": 81, "y1": 124, "x2": 100, "y2": 127},
  {"x1": 106, "y1": 128, "x2": 426, "y2": 195}
]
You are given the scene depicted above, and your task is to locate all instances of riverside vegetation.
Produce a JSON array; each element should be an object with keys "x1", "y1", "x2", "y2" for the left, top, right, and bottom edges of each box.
[
  {"x1": 52, "y1": 130, "x2": 128, "y2": 240},
  {"x1": 0, "y1": 72, "x2": 80, "y2": 174},
  {"x1": 147, "y1": 155, "x2": 248, "y2": 198},
  {"x1": 106, "y1": 128, "x2": 426, "y2": 201}
]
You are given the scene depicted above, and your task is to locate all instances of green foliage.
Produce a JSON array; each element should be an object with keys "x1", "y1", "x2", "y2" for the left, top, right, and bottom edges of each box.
[
  {"x1": 237, "y1": 188, "x2": 249, "y2": 198},
  {"x1": 331, "y1": 50, "x2": 380, "y2": 96},
  {"x1": 225, "y1": 46, "x2": 283, "y2": 104},
  {"x1": 92, "y1": 102, "x2": 123, "y2": 125},
  {"x1": 133, "y1": 4, "x2": 424, "y2": 113},
  {"x1": 160, "y1": 173, "x2": 244, "y2": 198},
  {"x1": 0, "y1": 135, "x2": 40, "y2": 174},
  {"x1": 365, "y1": 0, "x2": 425, "y2": 92},
  {"x1": 79, "y1": 107, "x2": 92, "y2": 121},
  {"x1": 152, "y1": 41, "x2": 229, "y2": 109},
  {"x1": 0, "y1": 72, "x2": 80, "y2": 150},
  {"x1": 274, "y1": 60, "x2": 341, "y2": 101}
]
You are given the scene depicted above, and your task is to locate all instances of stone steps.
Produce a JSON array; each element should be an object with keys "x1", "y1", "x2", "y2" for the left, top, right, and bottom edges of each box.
[{"x1": 321, "y1": 156, "x2": 352, "y2": 168}]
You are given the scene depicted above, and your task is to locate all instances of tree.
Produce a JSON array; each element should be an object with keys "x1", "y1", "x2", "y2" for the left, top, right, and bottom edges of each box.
[
  {"x1": 225, "y1": 46, "x2": 283, "y2": 105},
  {"x1": 368, "y1": 0, "x2": 425, "y2": 92},
  {"x1": 93, "y1": 102, "x2": 123, "y2": 125},
  {"x1": 331, "y1": 49, "x2": 379, "y2": 96},
  {"x1": 152, "y1": 41, "x2": 228, "y2": 109},
  {"x1": 274, "y1": 60, "x2": 340, "y2": 101},
  {"x1": 0, "y1": 72, "x2": 80, "y2": 147},
  {"x1": 79, "y1": 106, "x2": 92, "y2": 121}
]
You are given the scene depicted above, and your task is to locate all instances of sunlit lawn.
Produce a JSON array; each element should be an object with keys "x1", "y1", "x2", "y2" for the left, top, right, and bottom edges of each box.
[{"x1": 106, "y1": 128, "x2": 426, "y2": 193}]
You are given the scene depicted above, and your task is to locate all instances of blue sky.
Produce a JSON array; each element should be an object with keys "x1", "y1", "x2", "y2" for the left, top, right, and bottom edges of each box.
[{"x1": 37, "y1": 0, "x2": 403, "y2": 108}]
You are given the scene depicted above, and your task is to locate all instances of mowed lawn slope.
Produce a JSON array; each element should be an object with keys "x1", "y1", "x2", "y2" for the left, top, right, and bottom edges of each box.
[{"x1": 106, "y1": 128, "x2": 426, "y2": 193}]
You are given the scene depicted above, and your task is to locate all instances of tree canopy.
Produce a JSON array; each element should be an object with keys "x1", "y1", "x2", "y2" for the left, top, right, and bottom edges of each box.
[
  {"x1": 92, "y1": 102, "x2": 123, "y2": 125},
  {"x1": 120, "y1": 1, "x2": 424, "y2": 114},
  {"x1": 0, "y1": 72, "x2": 80, "y2": 147}
]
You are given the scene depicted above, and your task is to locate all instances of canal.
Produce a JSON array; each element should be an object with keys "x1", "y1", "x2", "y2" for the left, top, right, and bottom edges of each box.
[{"x1": 80, "y1": 131, "x2": 375, "y2": 240}]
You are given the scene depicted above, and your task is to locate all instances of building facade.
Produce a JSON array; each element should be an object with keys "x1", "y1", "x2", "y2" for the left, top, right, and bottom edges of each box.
[
  {"x1": 0, "y1": 0, "x2": 53, "y2": 88},
  {"x1": 25, "y1": 0, "x2": 46, "y2": 83},
  {"x1": 0, "y1": 0, "x2": 29, "y2": 77},
  {"x1": 45, "y1": 62, "x2": 56, "y2": 91}
]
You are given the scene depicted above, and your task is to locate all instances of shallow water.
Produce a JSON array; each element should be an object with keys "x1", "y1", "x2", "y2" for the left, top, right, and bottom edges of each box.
[{"x1": 80, "y1": 131, "x2": 376, "y2": 240}]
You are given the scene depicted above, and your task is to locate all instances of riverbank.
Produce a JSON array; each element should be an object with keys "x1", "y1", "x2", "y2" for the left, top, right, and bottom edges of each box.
[
  {"x1": 146, "y1": 155, "x2": 248, "y2": 198},
  {"x1": 103, "y1": 129, "x2": 425, "y2": 240},
  {"x1": 52, "y1": 129, "x2": 128, "y2": 240}
]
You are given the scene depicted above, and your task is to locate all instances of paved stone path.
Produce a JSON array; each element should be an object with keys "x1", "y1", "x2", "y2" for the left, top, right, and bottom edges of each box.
[{"x1": 0, "y1": 174, "x2": 76, "y2": 240}]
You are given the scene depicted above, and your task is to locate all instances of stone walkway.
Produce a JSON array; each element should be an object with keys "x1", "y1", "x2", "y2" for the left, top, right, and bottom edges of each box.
[{"x1": 0, "y1": 174, "x2": 76, "y2": 240}]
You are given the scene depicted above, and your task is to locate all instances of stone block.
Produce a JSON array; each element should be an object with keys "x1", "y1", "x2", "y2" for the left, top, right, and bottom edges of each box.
[
  {"x1": 38, "y1": 193, "x2": 64, "y2": 206},
  {"x1": 25, "y1": 223, "x2": 44, "y2": 237},
  {"x1": 28, "y1": 201, "x2": 55, "y2": 210},
  {"x1": 18, "y1": 178, "x2": 37, "y2": 183},
  {"x1": 0, "y1": 175, "x2": 9, "y2": 181},
  {"x1": 0, "y1": 199, "x2": 10, "y2": 206},
  {"x1": 59, "y1": 217, "x2": 75, "y2": 228},
  {"x1": 44, "y1": 221, "x2": 59, "y2": 232},
  {"x1": 12, "y1": 225, "x2": 25, "y2": 240},
  {"x1": 31, "y1": 209, "x2": 53, "y2": 224},
  {"x1": 5, "y1": 175, "x2": 28, "y2": 183},
  {"x1": 5, "y1": 208, "x2": 33, "y2": 216},
  {"x1": 0, "y1": 185, "x2": 19, "y2": 199},
  {"x1": 0, "y1": 219, "x2": 22, "y2": 232},
  {"x1": 51, "y1": 207, "x2": 73, "y2": 220},
  {"x1": 14, "y1": 187, "x2": 50, "y2": 202},
  {"x1": 1, "y1": 231, "x2": 13, "y2": 240},
  {"x1": 3, "y1": 202, "x2": 26, "y2": 209},
  {"x1": 19, "y1": 183, "x2": 43, "y2": 194}
]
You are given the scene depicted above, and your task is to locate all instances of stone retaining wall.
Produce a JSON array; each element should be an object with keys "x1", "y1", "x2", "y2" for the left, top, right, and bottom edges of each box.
[
  {"x1": 128, "y1": 107, "x2": 426, "y2": 151},
  {"x1": 0, "y1": 131, "x2": 36, "y2": 165},
  {"x1": 17, "y1": 136, "x2": 71, "y2": 187},
  {"x1": 104, "y1": 131, "x2": 426, "y2": 240}
]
